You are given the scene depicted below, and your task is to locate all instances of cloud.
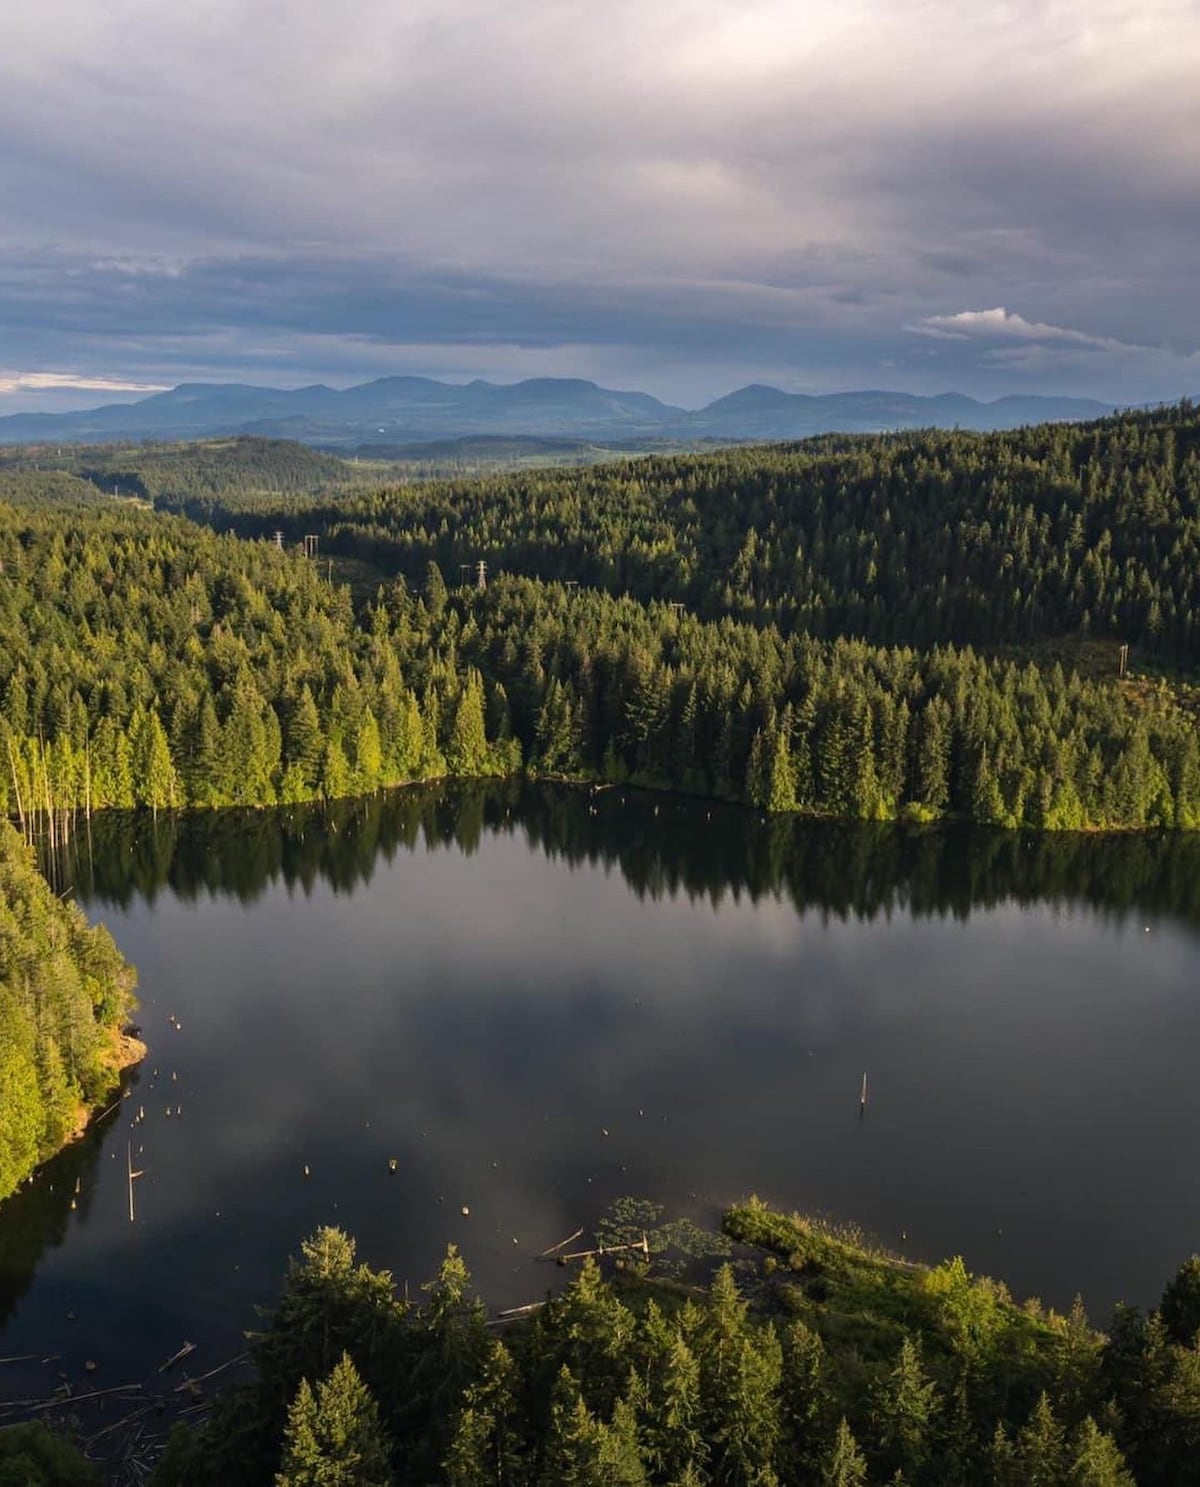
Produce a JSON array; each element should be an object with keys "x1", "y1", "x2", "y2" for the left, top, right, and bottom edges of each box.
[
  {"x1": 0, "y1": 371, "x2": 171, "y2": 396},
  {"x1": 912, "y1": 308, "x2": 1133, "y2": 351},
  {"x1": 0, "y1": 1, "x2": 1198, "y2": 403}
]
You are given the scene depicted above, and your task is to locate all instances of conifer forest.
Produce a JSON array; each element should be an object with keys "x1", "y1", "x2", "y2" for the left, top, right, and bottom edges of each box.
[{"x1": 2, "y1": 407, "x2": 1200, "y2": 1484}]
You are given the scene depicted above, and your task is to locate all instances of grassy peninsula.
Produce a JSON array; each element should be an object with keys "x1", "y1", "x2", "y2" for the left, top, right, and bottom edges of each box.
[{"x1": 82, "y1": 1197, "x2": 1192, "y2": 1484}]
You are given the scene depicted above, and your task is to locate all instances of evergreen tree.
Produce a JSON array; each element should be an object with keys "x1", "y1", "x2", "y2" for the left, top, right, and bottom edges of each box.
[
  {"x1": 645, "y1": 1329, "x2": 709, "y2": 1483},
  {"x1": 442, "y1": 1340, "x2": 521, "y2": 1487},
  {"x1": 780, "y1": 1320, "x2": 831, "y2": 1480},
  {"x1": 1160, "y1": 1256, "x2": 1200, "y2": 1347},
  {"x1": 276, "y1": 1353, "x2": 391, "y2": 1486},
  {"x1": 820, "y1": 1419, "x2": 868, "y2": 1487},
  {"x1": 1013, "y1": 1393, "x2": 1068, "y2": 1486},
  {"x1": 132, "y1": 707, "x2": 177, "y2": 814},
  {"x1": 868, "y1": 1336, "x2": 939, "y2": 1480},
  {"x1": 0, "y1": 1421, "x2": 100, "y2": 1486},
  {"x1": 446, "y1": 673, "x2": 490, "y2": 777},
  {"x1": 353, "y1": 708, "x2": 384, "y2": 791},
  {"x1": 285, "y1": 688, "x2": 323, "y2": 792},
  {"x1": 1067, "y1": 1417, "x2": 1135, "y2": 1486}
]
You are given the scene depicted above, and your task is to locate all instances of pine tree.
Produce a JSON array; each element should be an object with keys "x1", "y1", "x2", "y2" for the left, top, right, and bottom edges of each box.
[
  {"x1": 820, "y1": 1419, "x2": 867, "y2": 1487},
  {"x1": 353, "y1": 708, "x2": 384, "y2": 791},
  {"x1": 1066, "y1": 1417, "x2": 1135, "y2": 1486},
  {"x1": 746, "y1": 727, "x2": 772, "y2": 809},
  {"x1": 319, "y1": 738, "x2": 352, "y2": 801},
  {"x1": 780, "y1": 1319, "x2": 831, "y2": 1479},
  {"x1": 132, "y1": 707, "x2": 177, "y2": 814},
  {"x1": 913, "y1": 697, "x2": 951, "y2": 815},
  {"x1": 640, "y1": 1328, "x2": 709, "y2": 1483},
  {"x1": 937, "y1": 1372, "x2": 980, "y2": 1487},
  {"x1": 868, "y1": 1336, "x2": 938, "y2": 1480},
  {"x1": 285, "y1": 688, "x2": 323, "y2": 792},
  {"x1": 535, "y1": 678, "x2": 583, "y2": 775},
  {"x1": 443, "y1": 1340, "x2": 521, "y2": 1487},
  {"x1": 696, "y1": 1265, "x2": 783, "y2": 1484},
  {"x1": 412, "y1": 1245, "x2": 490, "y2": 1453},
  {"x1": 548, "y1": 1257, "x2": 637, "y2": 1419},
  {"x1": 987, "y1": 1421, "x2": 1017, "y2": 1486},
  {"x1": 594, "y1": 1396, "x2": 649, "y2": 1486},
  {"x1": 766, "y1": 724, "x2": 797, "y2": 813},
  {"x1": 424, "y1": 560, "x2": 448, "y2": 619},
  {"x1": 538, "y1": 1367, "x2": 609, "y2": 1487},
  {"x1": 1014, "y1": 1392, "x2": 1067, "y2": 1486},
  {"x1": 1160, "y1": 1256, "x2": 1200, "y2": 1346},
  {"x1": 276, "y1": 1353, "x2": 391, "y2": 1486},
  {"x1": 187, "y1": 694, "x2": 221, "y2": 806},
  {"x1": 447, "y1": 672, "x2": 490, "y2": 777}
]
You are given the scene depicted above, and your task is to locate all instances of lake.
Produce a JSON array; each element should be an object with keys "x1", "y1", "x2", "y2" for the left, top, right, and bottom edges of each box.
[{"x1": 2, "y1": 782, "x2": 1200, "y2": 1401}]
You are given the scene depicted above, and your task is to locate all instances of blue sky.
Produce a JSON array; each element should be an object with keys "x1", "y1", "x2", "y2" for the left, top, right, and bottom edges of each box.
[{"x1": 2, "y1": 0, "x2": 1198, "y2": 410}]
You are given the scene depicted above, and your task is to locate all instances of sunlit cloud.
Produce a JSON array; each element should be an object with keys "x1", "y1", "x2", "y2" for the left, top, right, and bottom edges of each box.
[
  {"x1": 911, "y1": 309, "x2": 1132, "y2": 351},
  {"x1": 0, "y1": 371, "x2": 171, "y2": 396}
]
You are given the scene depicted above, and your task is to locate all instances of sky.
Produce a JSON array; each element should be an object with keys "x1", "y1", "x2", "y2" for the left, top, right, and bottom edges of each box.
[{"x1": 2, "y1": 0, "x2": 1199, "y2": 411}]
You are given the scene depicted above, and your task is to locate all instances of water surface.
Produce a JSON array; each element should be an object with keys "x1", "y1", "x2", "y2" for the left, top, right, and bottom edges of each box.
[{"x1": 2, "y1": 784, "x2": 1199, "y2": 1399}]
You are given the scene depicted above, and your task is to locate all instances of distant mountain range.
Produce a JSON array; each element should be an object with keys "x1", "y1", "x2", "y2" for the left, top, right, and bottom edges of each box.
[{"x1": 0, "y1": 375, "x2": 1119, "y2": 448}]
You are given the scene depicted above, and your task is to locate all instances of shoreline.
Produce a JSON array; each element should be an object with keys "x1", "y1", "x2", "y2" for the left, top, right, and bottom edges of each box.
[
  {"x1": 63, "y1": 1031, "x2": 149, "y2": 1148},
  {"x1": 12, "y1": 769, "x2": 1198, "y2": 837}
]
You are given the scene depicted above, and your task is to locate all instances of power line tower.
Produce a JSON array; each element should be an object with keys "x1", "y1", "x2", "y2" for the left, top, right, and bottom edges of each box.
[
  {"x1": 475, "y1": 559, "x2": 488, "y2": 591},
  {"x1": 273, "y1": 530, "x2": 285, "y2": 550},
  {"x1": 303, "y1": 534, "x2": 319, "y2": 558}
]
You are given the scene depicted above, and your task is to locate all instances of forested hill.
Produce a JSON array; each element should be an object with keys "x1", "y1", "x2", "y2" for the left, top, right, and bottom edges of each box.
[
  {"x1": 161, "y1": 401, "x2": 1200, "y2": 667},
  {"x1": 0, "y1": 373, "x2": 1112, "y2": 447},
  {"x1": 0, "y1": 821, "x2": 137, "y2": 1201},
  {"x1": 0, "y1": 436, "x2": 367, "y2": 503},
  {"x1": 0, "y1": 497, "x2": 1198, "y2": 830}
]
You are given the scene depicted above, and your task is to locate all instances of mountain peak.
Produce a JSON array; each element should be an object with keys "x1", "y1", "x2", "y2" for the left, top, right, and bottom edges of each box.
[{"x1": 0, "y1": 375, "x2": 1116, "y2": 447}]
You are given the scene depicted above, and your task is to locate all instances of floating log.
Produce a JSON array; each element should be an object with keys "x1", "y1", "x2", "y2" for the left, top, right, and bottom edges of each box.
[
  {"x1": 171, "y1": 1353, "x2": 247, "y2": 1391},
  {"x1": 85, "y1": 1400, "x2": 160, "y2": 1447},
  {"x1": 157, "y1": 1342, "x2": 196, "y2": 1374},
  {"x1": 537, "y1": 1226, "x2": 583, "y2": 1259},
  {"x1": 556, "y1": 1233, "x2": 650, "y2": 1266},
  {"x1": 0, "y1": 1382, "x2": 145, "y2": 1415},
  {"x1": 127, "y1": 1143, "x2": 145, "y2": 1223}
]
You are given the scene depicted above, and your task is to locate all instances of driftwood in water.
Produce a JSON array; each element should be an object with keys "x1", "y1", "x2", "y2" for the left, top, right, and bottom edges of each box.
[
  {"x1": 0, "y1": 1381, "x2": 145, "y2": 1415},
  {"x1": 157, "y1": 1342, "x2": 196, "y2": 1374},
  {"x1": 85, "y1": 1400, "x2": 161, "y2": 1447},
  {"x1": 537, "y1": 1227, "x2": 583, "y2": 1259},
  {"x1": 172, "y1": 1353, "x2": 247, "y2": 1392},
  {"x1": 486, "y1": 1301, "x2": 547, "y2": 1329},
  {"x1": 556, "y1": 1233, "x2": 650, "y2": 1266}
]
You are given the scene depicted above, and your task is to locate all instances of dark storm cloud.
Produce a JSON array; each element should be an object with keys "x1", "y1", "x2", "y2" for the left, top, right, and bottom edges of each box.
[{"x1": 1, "y1": 0, "x2": 1197, "y2": 405}]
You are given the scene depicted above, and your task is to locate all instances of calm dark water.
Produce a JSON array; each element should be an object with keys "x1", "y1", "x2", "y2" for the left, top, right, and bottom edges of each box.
[{"x1": 3, "y1": 784, "x2": 1200, "y2": 1403}]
